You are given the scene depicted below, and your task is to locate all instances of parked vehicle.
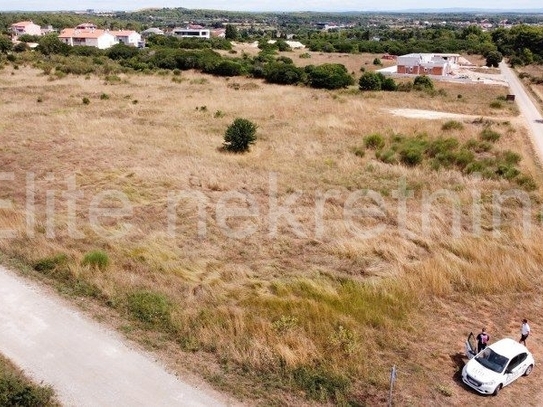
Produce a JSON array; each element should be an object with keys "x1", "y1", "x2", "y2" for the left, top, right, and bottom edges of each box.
[{"x1": 463, "y1": 333, "x2": 534, "y2": 396}]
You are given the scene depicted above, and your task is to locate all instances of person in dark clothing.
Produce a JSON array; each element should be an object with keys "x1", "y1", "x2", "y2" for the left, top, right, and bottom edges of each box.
[{"x1": 476, "y1": 328, "x2": 490, "y2": 353}]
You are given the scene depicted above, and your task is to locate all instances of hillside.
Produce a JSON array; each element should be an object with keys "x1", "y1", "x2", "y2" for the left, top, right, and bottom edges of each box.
[{"x1": 0, "y1": 54, "x2": 542, "y2": 405}]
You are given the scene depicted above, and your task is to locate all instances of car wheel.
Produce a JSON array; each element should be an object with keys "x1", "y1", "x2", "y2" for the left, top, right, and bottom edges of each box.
[
  {"x1": 493, "y1": 384, "x2": 502, "y2": 396},
  {"x1": 524, "y1": 364, "x2": 533, "y2": 376}
]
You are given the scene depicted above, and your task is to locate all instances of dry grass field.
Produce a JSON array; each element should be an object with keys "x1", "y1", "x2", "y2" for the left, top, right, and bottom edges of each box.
[{"x1": 1, "y1": 56, "x2": 543, "y2": 406}]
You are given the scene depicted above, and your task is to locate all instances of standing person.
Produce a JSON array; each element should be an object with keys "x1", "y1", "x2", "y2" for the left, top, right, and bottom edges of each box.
[
  {"x1": 520, "y1": 319, "x2": 531, "y2": 346},
  {"x1": 476, "y1": 328, "x2": 490, "y2": 353}
]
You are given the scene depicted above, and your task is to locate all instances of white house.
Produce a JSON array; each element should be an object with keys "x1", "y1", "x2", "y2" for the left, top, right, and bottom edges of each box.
[
  {"x1": 110, "y1": 30, "x2": 142, "y2": 47},
  {"x1": 396, "y1": 53, "x2": 460, "y2": 76},
  {"x1": 171, "y1": 27, "x2": 210, "y2": 39},
  {"x1": 11, "y1": 21, "x2": 42, "y2": 36},
  {"x1": 59, "y1": 24, "x2": 117, "y2": 49}
]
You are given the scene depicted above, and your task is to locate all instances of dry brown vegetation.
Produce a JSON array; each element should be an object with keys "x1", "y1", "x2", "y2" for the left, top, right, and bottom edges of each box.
[{"x1": 1, "y1": 59, "x2": 543, "y2": 406}]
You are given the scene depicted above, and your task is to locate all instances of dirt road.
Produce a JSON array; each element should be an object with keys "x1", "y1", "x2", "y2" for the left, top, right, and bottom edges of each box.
[
  {"x1": 0, "y1": 266, "x2": 230, "y2": 407},
  {"x1": 500, "y1": 61, "x2": 543, "y2": 160}
]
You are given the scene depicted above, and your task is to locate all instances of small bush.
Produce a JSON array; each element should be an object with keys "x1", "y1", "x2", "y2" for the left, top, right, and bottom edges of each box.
[
  {"x1": 441, "y1": 120, "x2": 464, "y2": 131},
  {"x1": 377, "y1": 149, "x2": 397, "y2": 164},
  {"x1": 214, "y1": 110, "x2": 225, "y2": 118},
  {"x1": 516, "y1": 175, "x2": 537, "y2": 191},
  {"x1": 413, "y1": 75, "x2": 434, "y2": 90},
  {"x1": 490, "y1": 100, "x2": 503, "y2": 109},
  {"x1": 372, "y1": 58, "x2": 382, "y2": 65},
  {"x1": 82, "y1": 97, "x2": 90, "y2": 105},
  {"x1": 127, "y1": 290, "x2": 172, "y2": 327},
  {"x1": 352, "y1": 146, "x2": 365, "y2": 157},
  {"x1": 397, "y1": 81, "x2": 413, "y2": 92},
  {"x1": 480, "y1": 128, "x2": 501, "y2": 142},
  {"x1": 0, "y1": 367, "x2": 58, "y2": 407},
  {"x1": 37, "y1": 96, "x2": 43, "y2": 103},
  {"x1": 34, "y1": 254, "x2": 68, "y2": 273},
  {"x1": 299, "y1": 52, "x2": 311, "y2": 59},
  {"x1": 501, "y1": 150, "x2": 521, "y2": 165},
  {"x1": 292, "y1": 366, "x2": 349, "y2": 403},
  {"x1": 99, "y1": 93, "x2": 110, "y2": 100},
  {"x1": 398, "y1": 139, "x2": 427, "y2": 166},
  {"x1": 81, "y1": 250, "x2": 109, "y2": 270},
  {"x1": 223, "y1": 118, "x2": 257, "y2": 152},
  {"x1": 364, "y1": 133, "x2": 385, "y2": 149}
]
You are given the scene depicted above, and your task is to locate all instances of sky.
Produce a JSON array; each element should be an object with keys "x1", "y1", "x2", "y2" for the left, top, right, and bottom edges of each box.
[{"x1": 1, "y1": 0, "x2": 542, "y2": 12}]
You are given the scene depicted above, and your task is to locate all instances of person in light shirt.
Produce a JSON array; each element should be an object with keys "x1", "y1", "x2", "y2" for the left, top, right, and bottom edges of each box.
[{"x1": 520, "y1": 319, "x2": 531, "y2": 346}]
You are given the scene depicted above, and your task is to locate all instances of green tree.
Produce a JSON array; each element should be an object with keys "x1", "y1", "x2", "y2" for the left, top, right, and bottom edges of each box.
[
  {"x1": 413, "y1": 75, "x2": 434, "y2": 90},
  {"x1": 359, "y1": 71, "x2": 382, "y2": 91},
  {"x1": 225, "y1": 24, "x2": 238, "y2": 40},
  {"x1": 223, "y1": 118, "x2": 257, "y2": 152},
  {"x1": 37, "y1": 34, "x2": 71, "y2": 56},
  {"x1": 0, "y1": 35, "x2": 12, "y2": 54},
  {"x1": 106, "y1": 43, "x2": 139, "y2": 60},
  {"x1": 306, "y1": 63, "x2": 354, "y2": 89},
  {"x1": 485, "y1": 50, "x2": 503, "y2": 67}
]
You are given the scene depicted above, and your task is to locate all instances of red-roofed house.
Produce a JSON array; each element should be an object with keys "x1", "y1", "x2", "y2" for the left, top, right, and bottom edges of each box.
[
  {"x1": 11, "y1": 21, "x2": 42, "y2": 36},
  {"x1": 58, "y1": 24, "x2": 117, "y2": 49},
  {"x1": 110, "y1": 30, "x2": 142, "y2": 47}
]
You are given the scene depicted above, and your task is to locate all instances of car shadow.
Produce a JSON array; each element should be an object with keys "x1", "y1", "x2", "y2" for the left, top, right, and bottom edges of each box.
[{"x1": 450, "y1": 352, "x2": 466, "y2": 383}]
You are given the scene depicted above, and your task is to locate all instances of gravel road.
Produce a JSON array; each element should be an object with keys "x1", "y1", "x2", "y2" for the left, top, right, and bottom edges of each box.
[
  {"x1": 500, "y1": 61, "x2": 543, "y2": 160},
  {"x1": 0, "y1": 266, "x2": 231, "y2": 407}
]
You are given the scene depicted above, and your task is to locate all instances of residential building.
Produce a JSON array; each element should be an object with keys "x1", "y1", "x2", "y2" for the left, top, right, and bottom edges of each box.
[
  {"x1": 110, "y1": 30, "x2": 142, "y2": 47},
  {"x1": 171, "y1": 27, "x2": 210, "y2": 39},
  {"x1": 58, "y1": 23, "x2": 117, "y2": 49},
  {"x1": 396, "y1": 53, "x2": 460, "y2": 76},
  {"x1": 10, "y1": 21, "x2": 42, "y2": 36}
]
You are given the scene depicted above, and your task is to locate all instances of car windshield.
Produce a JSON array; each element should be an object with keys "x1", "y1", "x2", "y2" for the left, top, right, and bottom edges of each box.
[{"x1": 475, "y1": 348, "x2": 509, "y2": 373}]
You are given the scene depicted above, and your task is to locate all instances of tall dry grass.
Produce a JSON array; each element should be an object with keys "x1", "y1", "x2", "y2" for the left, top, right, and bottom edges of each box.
[{"x1": 1, "y1": 63, "x2": 542, "y2": 405}]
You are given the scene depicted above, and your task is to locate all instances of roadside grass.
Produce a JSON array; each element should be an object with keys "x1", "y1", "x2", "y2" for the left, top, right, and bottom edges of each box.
[
  {"x1": 0, "y1": 65, "x2": 542, "y2": 405},
  {"x1": 0, "y1": 354, "x2": 59, "y2": 407}
]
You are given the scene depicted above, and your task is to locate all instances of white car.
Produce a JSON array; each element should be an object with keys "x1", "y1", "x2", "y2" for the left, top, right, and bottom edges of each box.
[{"x1": 462, "y1": 333, "x2": 534, "y2": 395}]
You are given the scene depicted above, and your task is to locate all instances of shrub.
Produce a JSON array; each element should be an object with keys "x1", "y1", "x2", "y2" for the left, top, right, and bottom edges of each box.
[
  {"x1": 0, "y1": 364, "x2": 58, "y2": 407},
  {"x1": 211, "y1": 60, "x2": 244, "y2": 77},
  {"x1": 480, "y1": 128, "x2": 501, "y2": 142},
  {"x1": 299, "y1": 52, "x2": 311, "y2": 59},
  {"x1": 516, "y1": 175, "x2": 537, "y2": 191},
  {"x1": 292, "y1": 366, "x2": 349, "y2": 403},
  {"x1": 501, "y1": 150, "x2": 521, "y2": 165},
  {"x1": 307, "y1": 63, "x2": 354, "y2": 89},
  {"x1": 100, "y1": 93, "x2": 110, "y2": 100},
  {"x1": 264, "y1": 62, "x2": 305, "y2": 85},
  {"x1": 364, "y1": 133, "x2": 385, "y2": 149},
  {"x1": 359, "y1": 71, "x2": 381, "y2": 91},
  {"x1": 81, "y1": 250, "x2": 109, "y2": 270},
  {"x1": 381, "y1": 77, "x2": 397, "y2": 91},
  {"x1": 413, "y1": 75, "x2": 434, "y2": 91},
  {"x1": 82, "y1": 97, "x2": 90, "y2": 105},
  {"x1": 34, "y1": 254, "x2": 68, "y2": 273},
  {"x1": 352, "y1": 146, "x2": 365, "y2": 157},
  {"x1": 223, "y1": 118, "x2": 257, "y2": 152},
  {"x1": 372, "y1": 58, "x2": 382, "y2": 65},
  {"x1": 441, "y1": 120, "x2": 464, "y2": 131},
  {"x1": 377, "y1": 149, "x2": 397, "y2": 164},
  {"x1": 398, "y1": 139, "x2": 427, "y2": 166},
  {"x1": 490, "y1": 100, "x2": 503, "y2": 109},
  {"x1": 426, "y1": 137, "x2": 459, "y2": 158},
  {"x1": 397, "y1": 81, "x2": 413, "y2": 92},
  {"x1": 127, "y1": 290, "x2": 172, "y2": 328}
]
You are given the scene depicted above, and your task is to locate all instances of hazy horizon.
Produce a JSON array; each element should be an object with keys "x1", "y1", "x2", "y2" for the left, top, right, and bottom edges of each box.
[{"x1": 2, "y1": 0, "x2": 543, "y2": 12}]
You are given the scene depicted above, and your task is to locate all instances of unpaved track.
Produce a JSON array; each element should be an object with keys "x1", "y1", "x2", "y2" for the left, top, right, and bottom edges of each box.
[{"x1": 0, "y1": 266, "x2": 229, "y2": 407}]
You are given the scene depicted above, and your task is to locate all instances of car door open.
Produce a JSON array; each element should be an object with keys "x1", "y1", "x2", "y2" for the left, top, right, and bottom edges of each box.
[{"x1": 465, "y1": 332, "x2": 477, "y2": 360}]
